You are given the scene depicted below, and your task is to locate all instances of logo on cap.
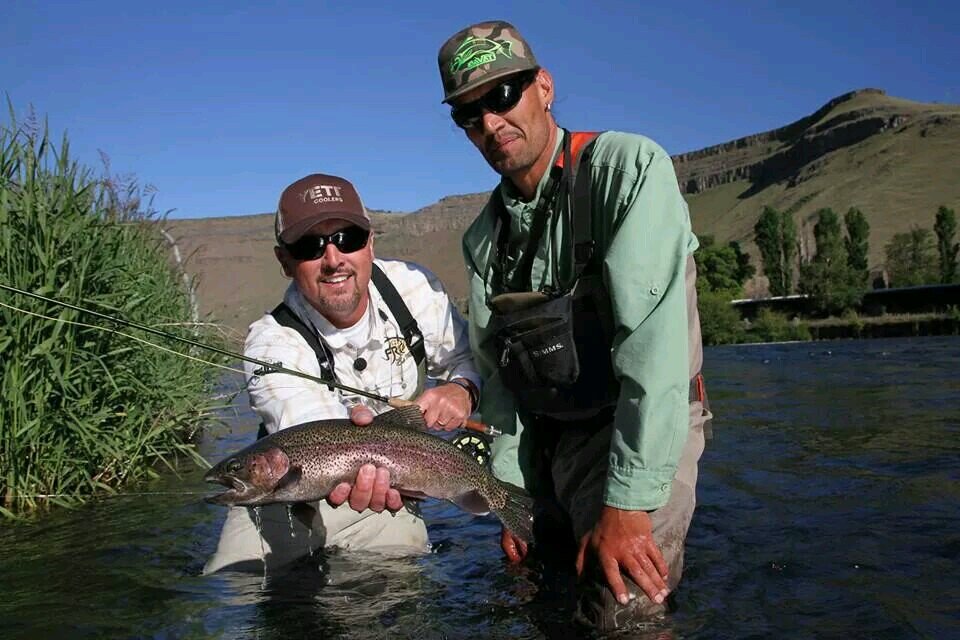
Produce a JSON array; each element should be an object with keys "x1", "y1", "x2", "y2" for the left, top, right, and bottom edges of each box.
[
  {"x1": 301, "y1": 185, "x2": 344, "y2": 205},
  {"x1": 450, "y1": 36, "x2": 514, "y2": 73}
]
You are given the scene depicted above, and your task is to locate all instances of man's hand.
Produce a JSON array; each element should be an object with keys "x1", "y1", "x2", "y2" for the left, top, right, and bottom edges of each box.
[
  {"x1": 575, "y1": 506, "x2": 670, "y2": 606},
  {"x1": 500, "y1": 527, "x2": 529, "y2": 563},
  {"x1": 415, "y1": 381, "x2": 473, "y2": 431},
  {"x1": 327, "y1": 404, "x2": 403, "y2": 513}
]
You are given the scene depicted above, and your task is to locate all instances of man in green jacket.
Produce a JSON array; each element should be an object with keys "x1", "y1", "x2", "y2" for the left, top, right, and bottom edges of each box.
[{"x1": 435, "y1": 20, "x2": 711, "y2": 630}]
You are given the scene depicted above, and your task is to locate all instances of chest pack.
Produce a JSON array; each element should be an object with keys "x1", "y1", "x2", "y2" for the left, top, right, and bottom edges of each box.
[
  {"x1": 270, "y1": 263, "x2": 426, "y2": 393},
  {"x1": 484, "y1": 129, "x2": 619, "y2": 417}
]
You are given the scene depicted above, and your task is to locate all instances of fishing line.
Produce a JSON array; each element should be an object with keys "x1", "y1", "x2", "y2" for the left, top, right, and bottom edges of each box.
[
  {"x1": 0, "y1": 300, "x2": 250, "y2": 380},
  {"x1": 6, "y1": 491, "x2": 210, "y2": 498}
]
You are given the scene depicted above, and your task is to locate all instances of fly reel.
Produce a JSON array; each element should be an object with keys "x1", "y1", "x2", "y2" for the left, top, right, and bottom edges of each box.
[{"x1": 451, "y1": 432, "x2": 492, "y2": 469}]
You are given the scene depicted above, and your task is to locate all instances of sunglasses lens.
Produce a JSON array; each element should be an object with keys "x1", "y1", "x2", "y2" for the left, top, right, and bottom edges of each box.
[
  {"x1": 450, "y1": 72, "x2": 531, "y2": 129},
  {"x1": 286, "y1": 226, "x2": 369, "y2": 260},
  {"x1": 331, "y1": 226, "x2": 370, "y2": 253},
  {"x1": 489, "y1": 80, "x2": 521, "y2": 112},
  {"x1": 451, "y1": 103, "x2": 482, "y2": 129},
  {"x1": 287, "y1": 236, "x2": 324, "y2": 261}
]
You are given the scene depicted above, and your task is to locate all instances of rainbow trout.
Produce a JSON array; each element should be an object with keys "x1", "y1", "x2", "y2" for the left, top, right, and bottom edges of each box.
[{"x1": 204, "y1": 405, "x2": 534, "y2": 542}]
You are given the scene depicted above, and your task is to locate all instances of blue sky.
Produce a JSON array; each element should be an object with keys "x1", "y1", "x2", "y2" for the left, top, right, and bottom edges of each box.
[{"x1": 3, "y1": 1, "x2": 957, "y2": 219}]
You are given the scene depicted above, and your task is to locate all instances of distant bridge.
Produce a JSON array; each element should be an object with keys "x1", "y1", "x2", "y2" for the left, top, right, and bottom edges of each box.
[{"x1": 731, "y1": 283, "x2": 960, "y2": 318}]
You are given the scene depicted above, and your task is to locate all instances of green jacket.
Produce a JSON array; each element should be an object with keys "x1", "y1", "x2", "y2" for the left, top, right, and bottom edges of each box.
[{"x1": 462, "y1": 127, "x2": 700, "y2": 511}]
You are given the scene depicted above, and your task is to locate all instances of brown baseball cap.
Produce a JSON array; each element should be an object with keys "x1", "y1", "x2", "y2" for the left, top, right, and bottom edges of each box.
[
  {"x1": 275, "y1": 173, "x2": 371, "y2": 244},
  {"x1": 437, "y1": 20, "x2": 539, "y2": 103}
]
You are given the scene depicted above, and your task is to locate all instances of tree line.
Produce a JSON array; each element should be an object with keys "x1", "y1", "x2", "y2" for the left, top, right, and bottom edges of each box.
[
  {"x1": 754, "y1": 204, "x2": 958, "y2": 312},
  {"x1": 694, "y1": 205, "x2": 958, "y2": 344}
]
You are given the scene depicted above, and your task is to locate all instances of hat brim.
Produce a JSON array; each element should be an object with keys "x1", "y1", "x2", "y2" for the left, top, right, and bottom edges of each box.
[
  {"x1": 277, "y1": 212, "x2": 371, "y2": 245},
  {"x1": 441, "y1": 64, "x2": 538, "y2": 104}
]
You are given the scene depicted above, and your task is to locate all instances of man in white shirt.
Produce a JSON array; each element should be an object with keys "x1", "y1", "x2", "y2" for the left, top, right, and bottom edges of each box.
[{"x1": 204, "y1": 173, "x2": 480, "y2": 573}]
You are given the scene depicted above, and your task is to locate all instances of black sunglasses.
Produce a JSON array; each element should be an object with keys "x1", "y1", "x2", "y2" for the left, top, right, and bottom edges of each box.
[
  {"x1": 450, "y1": 70, "x2": 538, "y2": 130},
  {"x1": 284, "y1": 226, "x2": 370, "y2": 261}
]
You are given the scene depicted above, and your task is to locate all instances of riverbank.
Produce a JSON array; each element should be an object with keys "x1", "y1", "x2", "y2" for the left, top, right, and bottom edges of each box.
[{"x1": 802, "y1": 312, "x2": 960, "y2": 340}]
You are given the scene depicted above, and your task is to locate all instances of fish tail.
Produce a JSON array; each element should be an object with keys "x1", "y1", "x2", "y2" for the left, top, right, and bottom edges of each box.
[{"x1": 492, "y1": 480, "x2": 534, "y2": 544}]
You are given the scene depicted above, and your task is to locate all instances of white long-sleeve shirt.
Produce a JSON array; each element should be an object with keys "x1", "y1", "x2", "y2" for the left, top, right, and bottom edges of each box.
[{"x1": 243, "y1": 258, "x2": 480, "y2": 433}]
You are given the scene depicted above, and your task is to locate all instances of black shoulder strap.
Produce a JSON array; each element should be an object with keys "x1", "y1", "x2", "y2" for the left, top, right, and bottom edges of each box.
[
  {"x1": 566, "y1": 132, "x2": 602, "y2": 286},
  {"x1": 370, "y1": 263, "x2": 426, "y2": 368},
  {"x1": 270, "y1": 302, "x2": 336, "y2": 383}
]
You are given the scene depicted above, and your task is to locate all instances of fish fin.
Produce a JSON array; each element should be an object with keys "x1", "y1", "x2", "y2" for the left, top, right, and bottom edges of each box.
[
  {"x1": 372, "y1": 405, "x2": 427, "y2": 431},
  {"x1": 492, "y1": 481, "x2": 535, "y2": 544},
  {"x1": 273, "y1": 465, "x2": 303, "y2": 494},
  {"x1": 454, "y1": 490, "x2": 491, "y2": 516},
  {"x1": 290, "y1": 502, "x2": 318, "y2": 529},
  {"x1": 398, "y1": 489, "x2": 429, "y2": 500}
]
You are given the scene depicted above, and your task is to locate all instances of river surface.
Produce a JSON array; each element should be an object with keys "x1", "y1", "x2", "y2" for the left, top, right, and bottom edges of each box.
[{"x1": 1, "y1": 336, "x2": 958, "y2": 639}]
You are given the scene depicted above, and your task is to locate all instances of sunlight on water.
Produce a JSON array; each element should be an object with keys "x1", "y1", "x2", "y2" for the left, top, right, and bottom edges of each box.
[{"x1": 0, "y1": 336, "x2": 956, "y2": 639}]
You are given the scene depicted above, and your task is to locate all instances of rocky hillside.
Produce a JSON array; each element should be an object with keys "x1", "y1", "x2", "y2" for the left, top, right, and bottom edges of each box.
[
  {"x1": 677, "y1": 88, "x2": 960, "y2": 294},
  {"x1": 166, "y1": 88, "x2": 960, "y2": 337},
  {"x1": 674, "y1": 89, "x2": 908, "y2": 195}
]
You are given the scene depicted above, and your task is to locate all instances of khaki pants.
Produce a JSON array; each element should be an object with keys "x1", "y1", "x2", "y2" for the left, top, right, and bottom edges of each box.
[
  {"x1": 202, "y1": 499, "x2": 430, "y2": 574},
  {"x1": 528, "y1": 400, "x2": 709, "y2": 631}
]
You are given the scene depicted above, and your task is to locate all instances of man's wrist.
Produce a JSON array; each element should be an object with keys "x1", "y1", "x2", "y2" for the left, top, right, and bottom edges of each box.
[{"x1": 446, "y1": 377, "x2": 479, "y2": 413}]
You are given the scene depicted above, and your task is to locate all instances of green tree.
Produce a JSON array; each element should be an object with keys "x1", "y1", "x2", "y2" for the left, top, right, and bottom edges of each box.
[
  {"x1": 753, "y1": 206, "x2": 795, "y2": 296},
  {"x1": 799, "y1": 208, "x2": 864, "y2": 315},
  {"x1": 844, "y1": 207, "x2": 870, "y2": 286},
  {"x1": 730, "y1": 240, "x2": 756, "y2": 284},
  {"x1": 780, "y1": 209, "x2": 797, "y2": 294},
  {"x1": 934, "y1": 206, "x2": 958, "y2": 284},
  {"x1": 884, "y1": 228, "x2": 938, "y2": 287},
  {"x1": 754, "y1": 207, "x2": 781, "y2": 292},
  {"x1": 695, "y1": 235, "x2": 750, "y2": 293},
  {"x1": 693, "y1": 235, "x2": 750, "y2": 345},
  {"x1": 697, "y1": 288, "x2": 746, "y2": 345}
]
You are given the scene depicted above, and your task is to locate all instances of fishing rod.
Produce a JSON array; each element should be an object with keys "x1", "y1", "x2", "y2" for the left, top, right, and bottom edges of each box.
[{"x1": 0, "y1": 283, "x2": 500, "y2": 437}]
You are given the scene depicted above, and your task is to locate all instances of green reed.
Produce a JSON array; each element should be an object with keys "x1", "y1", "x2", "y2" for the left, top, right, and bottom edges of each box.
[{"x1": 0, "y1": 112, "x2": 224, "y2": 517}]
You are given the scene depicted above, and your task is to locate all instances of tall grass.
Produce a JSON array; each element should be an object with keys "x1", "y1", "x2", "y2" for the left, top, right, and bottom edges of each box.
[{"x1": 0, "y1": 112, "x2": 223, "y2": 517}]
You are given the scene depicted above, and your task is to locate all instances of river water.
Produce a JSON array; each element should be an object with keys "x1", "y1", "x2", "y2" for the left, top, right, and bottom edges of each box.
[{"x1": 1, "y1": 336, "x2": 957, "y2": 639}]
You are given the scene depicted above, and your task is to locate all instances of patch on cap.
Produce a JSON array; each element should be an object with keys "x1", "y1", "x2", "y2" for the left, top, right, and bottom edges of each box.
[
  {"x1": 275, "y1": 174, "x2": 371, "y2": 245},
  {"x1": 437, "y1": 20, "x2": 538, "y2": 103}
]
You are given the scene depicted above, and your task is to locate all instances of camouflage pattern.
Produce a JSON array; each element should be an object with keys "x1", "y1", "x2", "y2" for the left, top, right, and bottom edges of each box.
[{"x1": 437, "y1": 20, "x2": 539, "y2": 103}]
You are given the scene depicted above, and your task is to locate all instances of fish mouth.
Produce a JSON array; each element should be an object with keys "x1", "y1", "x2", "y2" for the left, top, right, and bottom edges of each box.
[{"x1": 203, "y1": 473, "x2": 250, "y2": 505}]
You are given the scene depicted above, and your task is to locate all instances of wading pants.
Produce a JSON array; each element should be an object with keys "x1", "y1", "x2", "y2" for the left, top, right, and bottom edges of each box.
[
  {"x1": 202, "y1": 499, "x2": 430, "y2": 574},
  {"x1": 529, "y1": 398, "x2": 709, "y2": 631}
]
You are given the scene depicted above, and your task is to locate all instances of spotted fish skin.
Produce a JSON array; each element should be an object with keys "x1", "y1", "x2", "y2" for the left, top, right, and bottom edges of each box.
[{"x1": 204, "y1": 406, "x2": 533, "y2": 542}]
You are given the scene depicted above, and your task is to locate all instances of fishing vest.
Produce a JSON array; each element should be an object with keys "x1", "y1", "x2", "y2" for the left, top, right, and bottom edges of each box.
[{"x1": 256, "y1": 263, "x2": 426, "y2": 439}]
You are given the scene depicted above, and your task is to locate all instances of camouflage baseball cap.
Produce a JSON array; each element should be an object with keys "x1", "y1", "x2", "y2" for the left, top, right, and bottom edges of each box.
[
  {"x1": 437, "y1": 20, "x2": 538, "y2": 103},
  {"x1": 275, "y1": 174, "x2": 371, "y2": 245}
]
